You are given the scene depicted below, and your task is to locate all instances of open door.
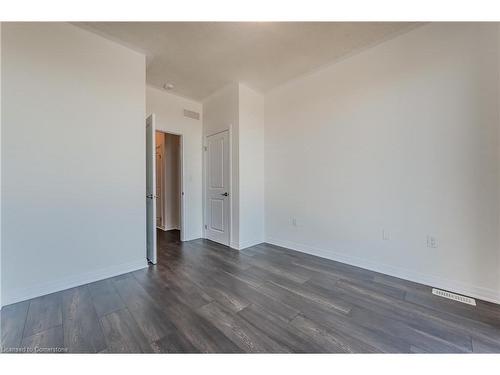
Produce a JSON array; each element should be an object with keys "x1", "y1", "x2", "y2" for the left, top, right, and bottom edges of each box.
[{"x1": 146, "y1": 114, "x2": 157, "y2": 264}]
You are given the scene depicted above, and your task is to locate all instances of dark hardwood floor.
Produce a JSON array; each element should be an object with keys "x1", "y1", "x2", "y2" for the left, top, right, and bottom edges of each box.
[{"x1": 2, "y1": 229, "x2": 500, "y2": 353}]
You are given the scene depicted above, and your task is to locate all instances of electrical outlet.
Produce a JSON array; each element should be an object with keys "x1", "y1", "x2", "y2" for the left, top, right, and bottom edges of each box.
[
  {"x1": 382, "y1": 229, "x2": 390, "y2": 241},
  {"x1": 427, "y1": 235, "x2": 438, "y2": 248}
]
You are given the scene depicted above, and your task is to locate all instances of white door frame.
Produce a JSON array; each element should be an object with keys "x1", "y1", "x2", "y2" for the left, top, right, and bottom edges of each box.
[
  {"x1": 146, "y1": 114, "x2": 157, "y2": 264},
  {"x1": 155, "y1": 130, "x2": 185, "y2": 242},
  {"x1": 155, "y1": 136, "x2": 165, "y2": 230},
  {"x1": 203, "y1": 128, "x2": 232, "y2": 246}
]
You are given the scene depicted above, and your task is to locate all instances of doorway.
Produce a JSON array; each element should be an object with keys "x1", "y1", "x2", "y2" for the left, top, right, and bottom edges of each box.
[
  {"x1": 145, "y1": 113, "x2": 184, "y2": 264},
  {"x1": 155, "y1": 131, "x2": 182, "y2": 233}
]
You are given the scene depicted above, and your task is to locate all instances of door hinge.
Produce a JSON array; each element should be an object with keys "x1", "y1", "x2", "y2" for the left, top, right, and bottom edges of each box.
[{"x1": 203, "y1": 146, "x2": 207, "y2": 151}]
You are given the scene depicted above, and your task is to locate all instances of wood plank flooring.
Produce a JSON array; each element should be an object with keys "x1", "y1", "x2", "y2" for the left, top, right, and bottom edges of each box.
[{"x1": 2, "y1": 229, "x2": 500, "y2": 353}]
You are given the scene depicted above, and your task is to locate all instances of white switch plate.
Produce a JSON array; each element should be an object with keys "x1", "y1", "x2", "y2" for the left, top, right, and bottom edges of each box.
[{"x1": 382, "y1": 230, "x2": 390, "y2": 240}]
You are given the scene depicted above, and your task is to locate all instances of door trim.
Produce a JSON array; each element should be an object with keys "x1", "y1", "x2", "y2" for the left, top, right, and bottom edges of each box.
[{"x1": 146, "y1": 114, "x2": 157, "y2": 264}]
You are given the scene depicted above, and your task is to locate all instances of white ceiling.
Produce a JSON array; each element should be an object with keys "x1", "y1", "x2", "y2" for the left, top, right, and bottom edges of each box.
[{"x1": 78, "y1": 22, "x2": 421, "y2": 101}]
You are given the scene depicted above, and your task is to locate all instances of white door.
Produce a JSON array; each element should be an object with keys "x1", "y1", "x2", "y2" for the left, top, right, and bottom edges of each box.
[
  {"x1": 146, "y1": 114, "x2": 157, "y2": 264},
  {"x1": 205, "y1": 130, "x2": 230, "y2": 245}
]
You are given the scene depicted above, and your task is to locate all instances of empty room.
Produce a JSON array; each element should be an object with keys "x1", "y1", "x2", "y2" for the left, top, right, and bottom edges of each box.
[{"x1": 1, "y1": 3, "x2": 500, "y2": 370}]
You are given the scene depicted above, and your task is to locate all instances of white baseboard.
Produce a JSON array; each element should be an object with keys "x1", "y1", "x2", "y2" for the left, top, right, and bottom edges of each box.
[
  {"x1": 164, "y1": 225, "x2": 180, "y2": 231},
  {"x1": 2, "y1": 258, "x2": 148, "y2": 307},
  {"x1": 157, "y1": 225, "x2": 180, "y2": 232},
  {"x1": 233, "y1": 239, "x2": 264, "y2": 251},
  {"x1": 183, "y1": 235, "x2": 201, "y2": 242},
  {"x1": 266, "y1": 237, "x2": 500, "y2": 305}
]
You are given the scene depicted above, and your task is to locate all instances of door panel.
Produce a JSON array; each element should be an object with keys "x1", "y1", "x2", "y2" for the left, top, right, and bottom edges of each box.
[
  {"x1": 209, "y1": 137, "x2": 224, "y2": 188},
  {"x1": 210, "y1": 198, "x2": 225, "y2": 232},
  {"x1": 146, "y1": 114, "x2": 157, "y2": 264},
  {"x1": 205, "y1": 131, "x2": 230, "y2": 245}
]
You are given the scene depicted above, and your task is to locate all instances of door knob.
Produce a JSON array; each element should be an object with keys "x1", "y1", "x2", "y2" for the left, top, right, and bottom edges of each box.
[{"x1": 221, "y1": 192, "x2": 229, "y2": 196}]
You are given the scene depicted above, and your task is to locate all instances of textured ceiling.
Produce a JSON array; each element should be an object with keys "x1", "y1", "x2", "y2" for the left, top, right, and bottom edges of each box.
[{"x1": 78, "y1": 22, "x2": 421, "y2": 101}]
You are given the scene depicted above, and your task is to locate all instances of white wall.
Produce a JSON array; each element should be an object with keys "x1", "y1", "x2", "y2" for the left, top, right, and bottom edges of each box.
[
  {"x1": 146, "y1": 86, "x2": 203, "y2": 241},
  {"x1": 0, "y1": 22, "x2": 3, "y2": 308},
  {"x1": 238, "y1": 85, "x2": 265, "y2": 248},
  {"x1": 497, "y1": 25, "x2": 500, "y2": 305},
  {"x1": 265, "y1": 23, "x2": 500, "y2": 303},
  {"x1": 203, "y1": 83, "x2": 265, "y2": 249},
  {"x1": 1, "y1": 23, "x2": 147, "y2": 306}
]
